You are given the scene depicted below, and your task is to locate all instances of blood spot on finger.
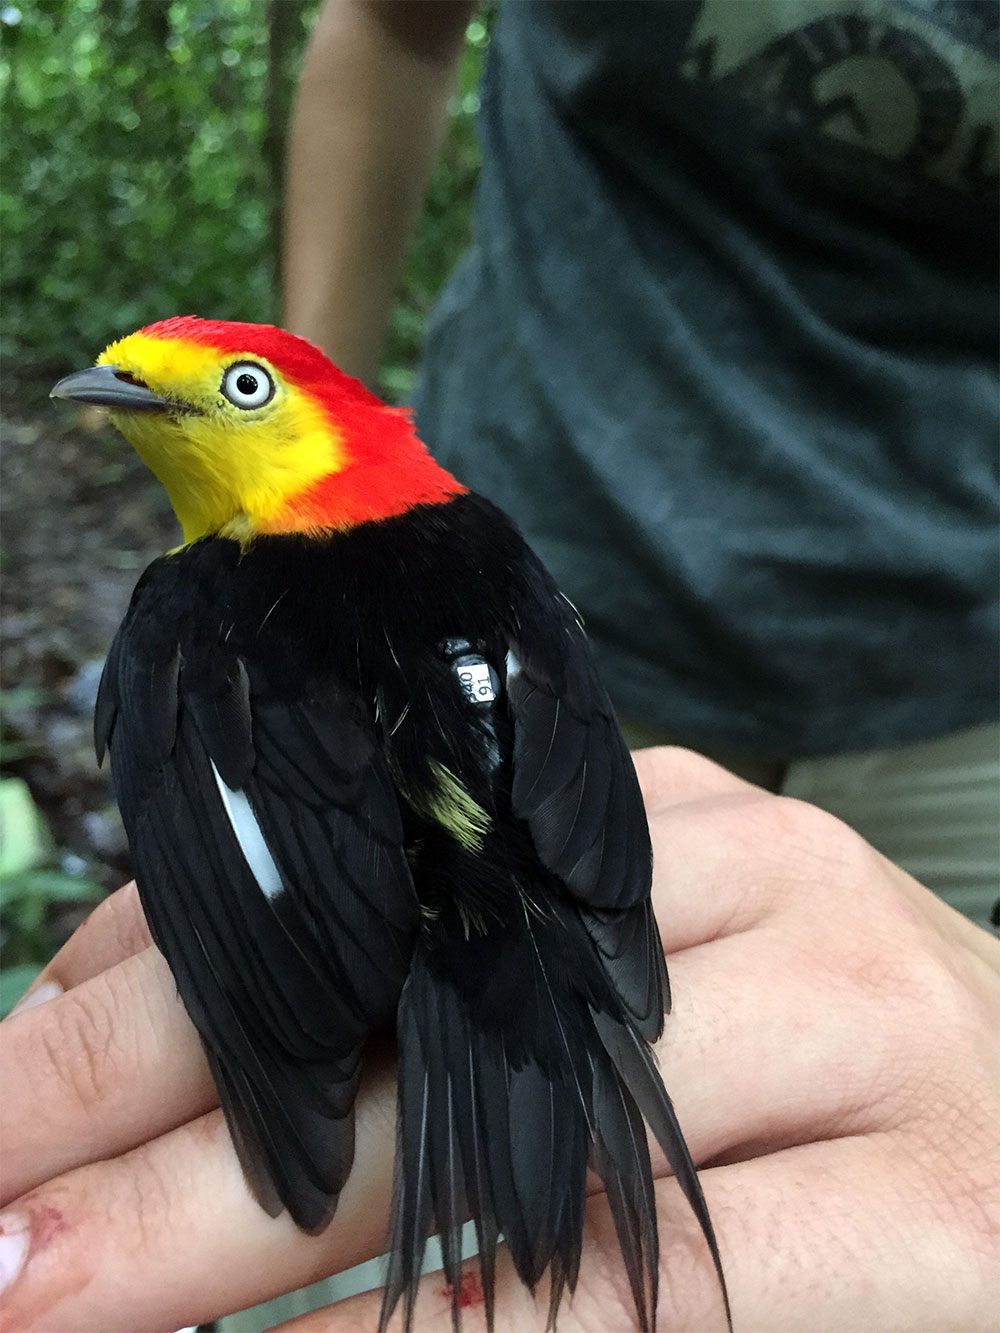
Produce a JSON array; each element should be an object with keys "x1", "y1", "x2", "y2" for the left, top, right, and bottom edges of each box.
[
  {"x1": 441, "y1": 1272, "x2": 484, "y2": 1310},
  {"x1": 29, "y1": 1204, "x2": 70, "y2": 1252}
]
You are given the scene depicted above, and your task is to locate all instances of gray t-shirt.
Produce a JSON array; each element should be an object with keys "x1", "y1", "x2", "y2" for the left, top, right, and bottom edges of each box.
[{"x1": 415, "y1": 0, "x2": 998, "y2": 758}]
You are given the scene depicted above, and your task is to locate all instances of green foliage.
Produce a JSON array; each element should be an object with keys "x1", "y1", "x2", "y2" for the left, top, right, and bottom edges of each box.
[
  {"x1": 0, "y1": 775, "x2": 47, "y2": 881},
  {"x1": 0, "y1": 964, "x2": 44, "y2": 1016},
  {"x1": 1, "y1": 0, "x2": 315, "y2": 375},
  {"x1": 0, "y1": 775, "x2": 102, "y2": 1013},
  {"x1": 2, "y1": 0, "x2": 488, "y2": 398},
  {"x1": 0, "y1": 687, "x2": 45, "y2": 762}
]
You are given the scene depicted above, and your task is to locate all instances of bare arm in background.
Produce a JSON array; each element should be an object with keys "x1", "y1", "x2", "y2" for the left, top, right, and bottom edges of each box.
[{"x1": 283, "y1": 0, "x2": 474, "y2": 382}]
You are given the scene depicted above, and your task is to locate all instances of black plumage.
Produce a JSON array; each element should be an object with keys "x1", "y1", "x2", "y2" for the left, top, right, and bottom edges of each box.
[{"x1": 96, "y1": 491, "x2": 729, "y2": 1330}]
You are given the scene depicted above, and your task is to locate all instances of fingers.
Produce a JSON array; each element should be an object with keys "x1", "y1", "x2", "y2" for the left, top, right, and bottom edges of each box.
[
  {"x1": 6, "y1": 744, "x2": 990, "y2": 1333},
  {"x1": 661, "y1": 918, "x2": 991, "y2": 1174},
  {"x1": 9, "y1": 882, "x2": 151, "y2": 1015},
  {"x1": 0, "y1": 877, "x2": 891, "y2": 1331},
  {"x1": 0, "y1": 818, "x2": 861, "y2": 1222},
  {"x1": 630, "y1": 745, "x2": 780, "y2": 955},
  {"x1": 631, "y1": 745, "x2": 752, "y2": 813},
  {"x1": 1, "y1": 945, "x2": 214, "y2": 1205},
  {"x1": 0, "y1": 782, "x2": 915, "y2": 1247},
  {"x1": 676, "y1": 1139, "x2": 993, "y2": 1333},
  {"x1": 632, "y1": 745, "x2": 859, "y2": 953},
  {"x1": 645, "y1": 759, "x2": 869, "y2": 954},
  {"x1": 0, "y1": 1056, "x2": 399, "y2": 1333},
  {"x1": 653, "y1": 812, "x2": 1000, "y2": 1167},
  {"x1": 288, "y1": 1134, "x2": 991, "y2": 1333},
  {"x1": 3, "y1": 876, "x2": 959, "y2": 1332}
]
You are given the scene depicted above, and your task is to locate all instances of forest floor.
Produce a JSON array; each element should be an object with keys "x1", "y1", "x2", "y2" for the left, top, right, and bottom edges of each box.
[{"x1": 2, "y1": 396, "x2": 177, "y2": 933}]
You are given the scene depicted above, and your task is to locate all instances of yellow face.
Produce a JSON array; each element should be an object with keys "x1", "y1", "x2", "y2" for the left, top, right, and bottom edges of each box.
[{"x1": 96, "y1": 331, "x2": 345, "y2": 543}]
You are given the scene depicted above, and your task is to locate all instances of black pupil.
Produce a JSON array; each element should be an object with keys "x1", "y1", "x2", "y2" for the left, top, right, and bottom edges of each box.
[{"x1": 236, "y1": 372, "x2": 259, "y2": 397}]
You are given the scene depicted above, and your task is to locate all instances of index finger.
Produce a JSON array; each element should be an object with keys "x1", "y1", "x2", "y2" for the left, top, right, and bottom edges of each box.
[
  {"x1": 8, "y1": 881, "x2": 151, "y2": 1016},
  {"x1": 632, "y1": 747, "x2": 809, "y2": 952},
  {"x1": 630, "y1": 745, "x2": 753, "y2": 812}
]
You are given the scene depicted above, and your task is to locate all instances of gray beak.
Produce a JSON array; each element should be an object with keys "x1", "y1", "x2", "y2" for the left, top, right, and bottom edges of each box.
[{"x1": 50, "y1": 364, "x2": 176, "y2": 414}]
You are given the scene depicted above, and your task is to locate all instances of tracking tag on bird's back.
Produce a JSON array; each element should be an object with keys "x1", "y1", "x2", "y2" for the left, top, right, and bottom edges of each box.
[
  {"x1": 458, "y1": 659, "x2": 496, "y2": 704},
  {"x1": 442, "y1": 639, "x2": 500, "y2": 706}
]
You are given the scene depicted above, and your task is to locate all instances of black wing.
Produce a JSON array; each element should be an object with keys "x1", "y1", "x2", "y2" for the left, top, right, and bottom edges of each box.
[
  {"x1": 502, "y1": 561, "x2": 729, "y2": 1325},
  {"x1": 96, "y1": 576, "x2": 418, "y2": 1234},
  {"x1": 504, "y1": 589, "x2": 667, "y2": 1038},
  {"x1": 506, "y1": 594, "x2": 651, "y2": 907}
]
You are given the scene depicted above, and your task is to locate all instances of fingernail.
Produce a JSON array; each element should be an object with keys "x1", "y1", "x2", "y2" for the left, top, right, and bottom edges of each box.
[
  {"x1": 9, "y1": 980, "x2": 63, "y2": 1017},
  {"x1": 0, "y1": 1212, "x2": 29, "y2": 1294}
]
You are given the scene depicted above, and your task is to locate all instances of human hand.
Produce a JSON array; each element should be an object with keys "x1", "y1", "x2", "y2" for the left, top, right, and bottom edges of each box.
[{"x1": 2, "y1": 748, "x2": 997, "y2": 1331}]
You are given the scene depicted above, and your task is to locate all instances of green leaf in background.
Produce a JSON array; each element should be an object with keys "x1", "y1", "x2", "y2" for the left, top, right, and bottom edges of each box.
[
  {"x1": 0, "y1": 777, "x2": 102, "y2": 973},
  {"x1": 3, "y1": 868, "x2": 104, "y2": 906},
  {"x1": 0, "y1": 776, "x2": 48, "y2": 879},
  {"x1": 3, "y1": 0, "x2": 491, "y2": 402},
  {"x1": 0, "y1": 963, "x2": 43, "y2": 1019}
]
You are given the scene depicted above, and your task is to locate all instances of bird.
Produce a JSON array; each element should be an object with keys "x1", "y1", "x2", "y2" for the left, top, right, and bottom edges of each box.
[{"x1": 51, "y1": 316, "x2": 729, "y2": 1332}]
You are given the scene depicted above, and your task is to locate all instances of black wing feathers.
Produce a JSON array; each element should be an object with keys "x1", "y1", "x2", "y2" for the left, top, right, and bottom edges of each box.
[
  {"x1": 94, "y1": 625, "x2": 122, "y2": 766},
  {"x1": 95, "y1": 623, "x2": 179, "y2": 772},
  {"x1": 122, "y1": 708, "x2": 368, "y2": 1231},
  {"x1": 102, "y1": 545, "x2": 418, "y2": 1233},
  {"x1": 583, "y1": 903, "x2": 671, "y2": 1040},
  {"x1": 507, "y1": 613, "x2": 652, "y2": 913},
  {"x1": 186, "y1": 655, "x2": 254, "y2": 788},
  {"x1": 504, "y1": 572, "x2": 667, "y2": 1037},
  {"x1": 247, "y1": 698, "x2": 416, "y2": 1026}
]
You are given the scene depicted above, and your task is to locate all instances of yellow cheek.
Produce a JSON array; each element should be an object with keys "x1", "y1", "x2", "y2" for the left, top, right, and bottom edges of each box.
[{"x1": 195, "y1": 392, "x2": 345, "y2": 525}]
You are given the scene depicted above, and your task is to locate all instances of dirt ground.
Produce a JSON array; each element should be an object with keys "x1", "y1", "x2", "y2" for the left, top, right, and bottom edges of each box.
[{"x1": 2, "y1": 397, "x2": 178, "y2": 898}]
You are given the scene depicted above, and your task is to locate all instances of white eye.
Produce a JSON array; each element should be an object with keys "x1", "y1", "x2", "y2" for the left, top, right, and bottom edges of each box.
[{"x1": 221, "y1": 362, "x2": 275, "y2": 410}]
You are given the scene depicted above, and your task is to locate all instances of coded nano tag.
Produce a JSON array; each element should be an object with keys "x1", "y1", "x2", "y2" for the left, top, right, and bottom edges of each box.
[
  {"x1": 441, "y1": 638, "x2": 500, "y2": 705},
  {"x1": 457, "y1": 658, "x2": 496, "y2": 703}
]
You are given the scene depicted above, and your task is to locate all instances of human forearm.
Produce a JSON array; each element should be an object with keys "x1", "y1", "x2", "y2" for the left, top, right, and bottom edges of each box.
[{"x1": 283, "y1": 0, "x2": 472, "y2": 382}]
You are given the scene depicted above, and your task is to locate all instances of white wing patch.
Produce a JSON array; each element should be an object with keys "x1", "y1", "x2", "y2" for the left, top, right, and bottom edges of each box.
[
  {"x1": 210, "y1": 760, "x2": 284, "y2": 900},
  {"x1": 506, "y1": 648, "x2": 522, "y2": 682}
]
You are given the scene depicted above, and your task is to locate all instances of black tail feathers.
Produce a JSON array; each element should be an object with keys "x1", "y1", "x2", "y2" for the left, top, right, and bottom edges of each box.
[{"x1": 380, "y1": 923, "x2": 730, "y2": 1332}]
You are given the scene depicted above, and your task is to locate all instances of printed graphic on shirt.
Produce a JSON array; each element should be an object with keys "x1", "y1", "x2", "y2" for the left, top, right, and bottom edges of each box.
[{"x1": 680, "y1": 0, "x2": 998, "y2": 201}]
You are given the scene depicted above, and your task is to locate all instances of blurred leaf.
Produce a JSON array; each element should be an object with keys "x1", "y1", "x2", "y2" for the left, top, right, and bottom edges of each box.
[
  {"x1": 0, "y1": 777, "x2": 48, "y2": 878},
  {"x1": 4, "y1": 0, "x2": 489, "y2": 398},
  {"x1": 379, "y1": 365, "x2": 418, "y2": 400},
  {"x1": 0, "y1": 688, "x2": 45, "y2": 711},
  {"x1": 0, "y1": 780, "x2": 101, "y2": 971},
  {"x1": 3, "y1": 869, "x2": 103, "y2": 906},
  {"x1": 0, "y1": 965, "x2": 43, "y2": 1018}
]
